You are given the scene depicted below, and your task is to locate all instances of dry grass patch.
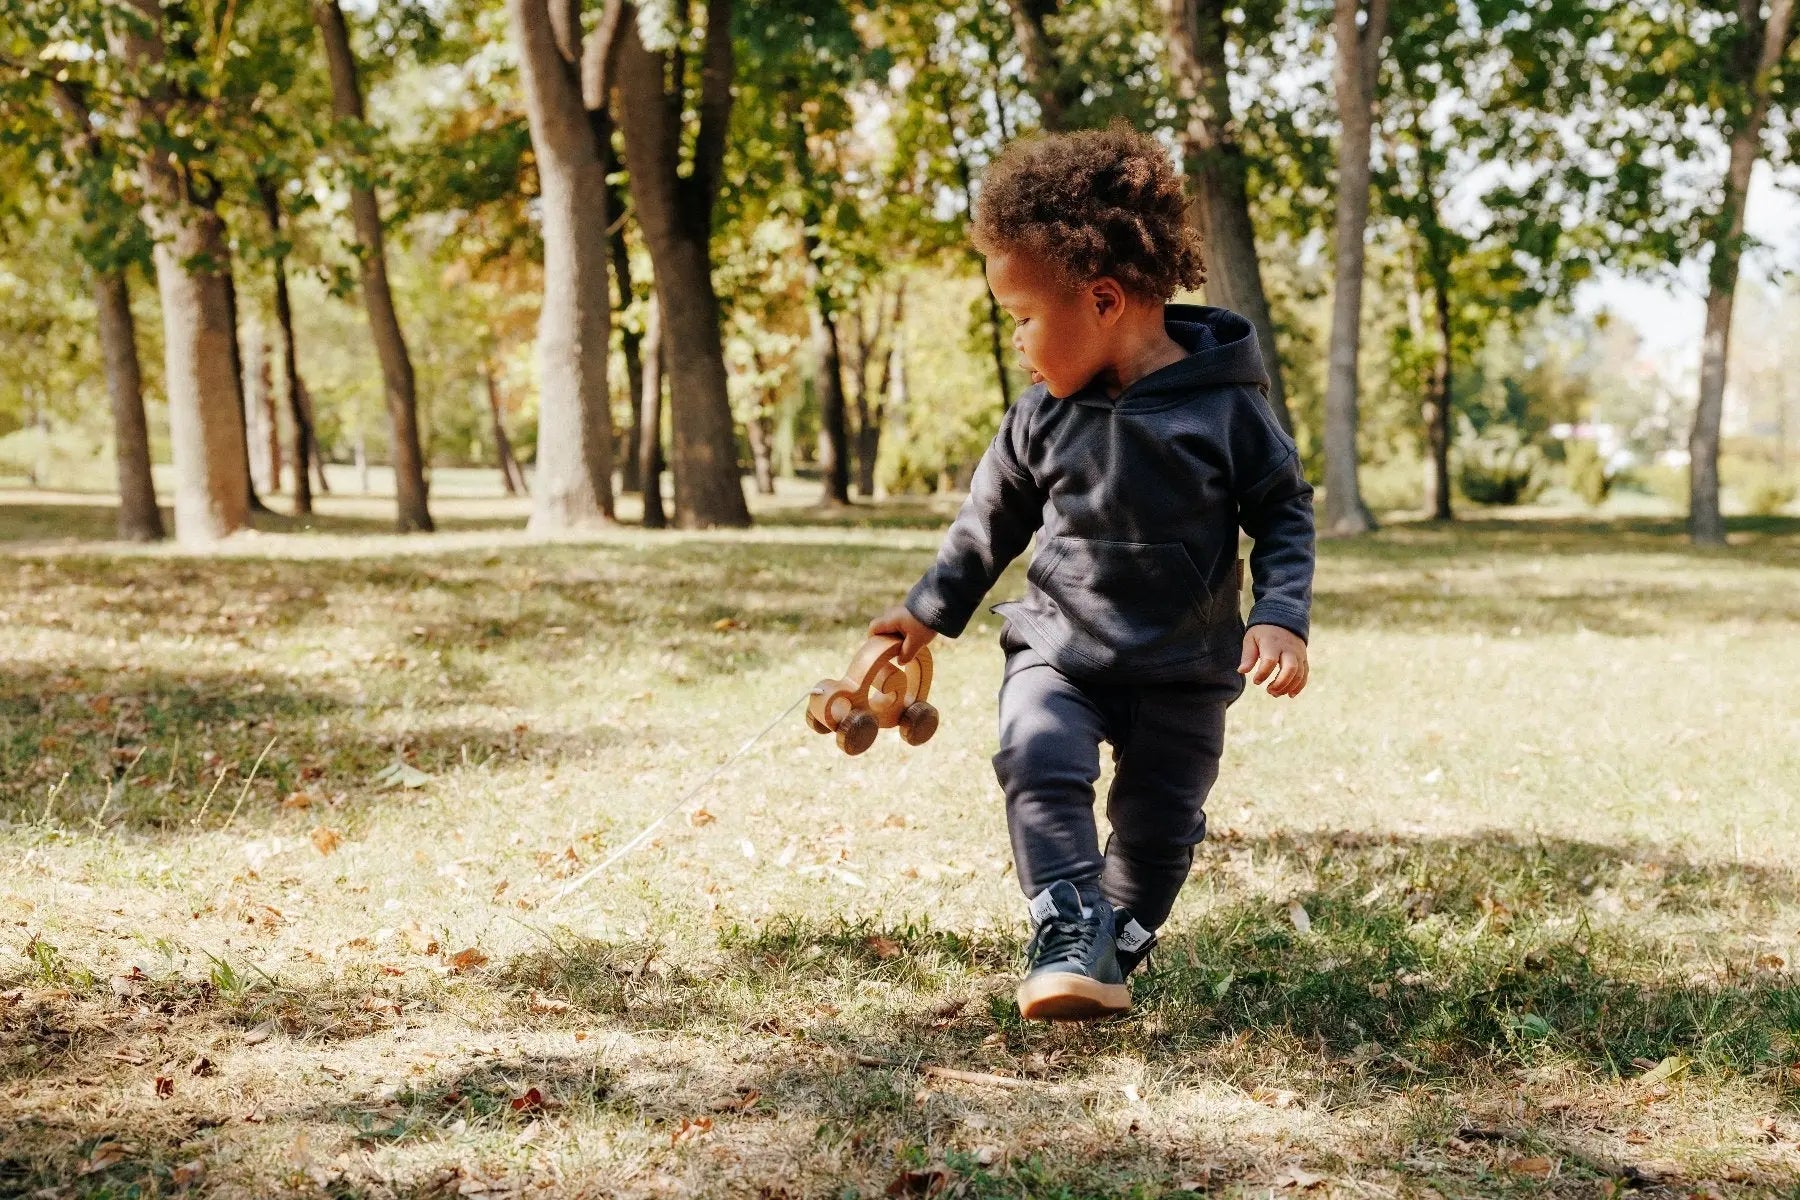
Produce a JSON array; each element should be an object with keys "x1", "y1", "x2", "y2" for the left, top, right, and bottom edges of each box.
[{"x1": 3, "y1": 500, "x2": 1800, "y2": 1197}]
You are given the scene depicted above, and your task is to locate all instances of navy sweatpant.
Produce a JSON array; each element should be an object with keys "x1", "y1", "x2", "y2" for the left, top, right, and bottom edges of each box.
[{"x1": 993, "y1": 628, "x2": 1241, "y2": 930}]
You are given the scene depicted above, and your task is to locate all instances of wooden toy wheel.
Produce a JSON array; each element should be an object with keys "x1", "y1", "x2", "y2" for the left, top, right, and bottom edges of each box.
[
  {"x1": 898, "y1": 701, "x2": 939, "y2": 746},
  {"x1": 836, "y1": 708, "x2": 879, "y2": 755}
]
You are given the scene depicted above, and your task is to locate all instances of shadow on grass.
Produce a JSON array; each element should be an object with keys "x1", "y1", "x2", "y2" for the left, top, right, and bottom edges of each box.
[
  {"x1": 0, "y1": 497, "x2": 529, "y2": 544},
  {"x1": 7, "y1": 828, "x2": 1800, "y2": 1194},
  {"x1": 0, "y1": 662, "x2": 622, "y2": 829}
]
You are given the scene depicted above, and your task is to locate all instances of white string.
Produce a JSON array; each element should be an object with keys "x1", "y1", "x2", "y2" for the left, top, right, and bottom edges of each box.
[{"x1": 544, "y1": 690, "x2": 813, "y2": 908}]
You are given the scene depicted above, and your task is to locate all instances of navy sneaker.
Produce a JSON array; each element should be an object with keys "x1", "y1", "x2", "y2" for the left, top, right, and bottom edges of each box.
[
  {"x1": 1016, "y1": 880, "x2": 1129, "y2": 1021},
  {"x1": 1112, "y1": 907, "x2": 1159, "y2": 976}
]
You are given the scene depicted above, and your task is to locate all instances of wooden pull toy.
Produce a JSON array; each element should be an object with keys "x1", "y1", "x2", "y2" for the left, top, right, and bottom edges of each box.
[{"x1": 805, "y1": 635, "x2": 939, "y2": 756}]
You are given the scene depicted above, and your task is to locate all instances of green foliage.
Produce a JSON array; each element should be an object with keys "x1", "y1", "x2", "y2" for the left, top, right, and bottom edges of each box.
[
  {"x1": 1725, "y1": 458, "x2": 1798, "y2": 517},
  {"x1": 1454, "y1": 419, "x2": 1547, "y2": 507},
  {"x1": 1564, "y1": 439, "x2": 1612, "y2": 508}
]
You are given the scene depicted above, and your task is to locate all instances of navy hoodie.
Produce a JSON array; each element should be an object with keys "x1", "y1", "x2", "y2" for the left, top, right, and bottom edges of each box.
[{"x1": 904, "y1": 303, "x2": 1314, "y2": 685}]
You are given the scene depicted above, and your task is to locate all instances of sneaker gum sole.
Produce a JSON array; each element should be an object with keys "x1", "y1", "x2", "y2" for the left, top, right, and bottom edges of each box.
[{"x1": 1016, "y1": 971, "x2": 1131, "y2": 1021}]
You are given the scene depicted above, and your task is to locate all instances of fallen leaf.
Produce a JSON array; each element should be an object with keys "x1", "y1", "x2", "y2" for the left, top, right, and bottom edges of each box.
[
  {"x1": 1287, "y1": 901, "x2": 1312, "y2": 934},
  {"x1": 1251, "y1": 1086, "x2": 1299, "y2": 1109},
  {"x1": 1509, "y1": 1157, "x2": 1556, "y2": 1179},
  {"x1": 373, "y1": 761, "x2": 434, "y2": 790},
  {"x1": 79, "y1": 1141, "x2": 129, "y2": 1174},
  {"x1": 670, "y1": 1115, "x2": 714, "y2": 1145},
  {"x1": 243, "y1": 1021, "x2": 277, "y2": 1046},
  {"x1": 1273, "y1": 1165, "x2": 1328, "y2": 1190},
  {"x1": 973, "y1": 1144, "x2": 1001, "y2": 1166},
  {"x1": 171, "y1": 1159, "x2": 206, "y2": 1189},
  {"x1": 188, "y1": 1055, "x2": 214, "y2": 1077},
  {"x1": 527, "y1": 992, "x2": 570, "y2": 1015},
  {"x1": 509, "y1": 1087, "x2": 546, "y2": 1113},
  {"x1": 1636, "y1": 1056, "x2": 1689, "y2": 1087},
  {"x1": 866, "y1": 934, "x2": 903, "y2": 959},
  {"x1": 154, "y1": 1076, "x2": 174, "y2": 1098},
  {"x1": 110, "y1": 966, "x2": 148, "y2": 1000},
  {"x1": 932, "y1": 998, "x2": 967, "y2": 1020},
  {"x1": 281, "y1": 792, "x2": 314, "y2": 810},
  {"x1": 310, "y1": 826, "x2": 343, "y2": 856},
  {"x1": 713, "y1": 617, "x2": 745, "y2": 632},
  {"x1": 886, "y1": 1167, "x2": 949, "y2": 1196},
  {"x1": 687, "y1": 807, "x2": 717, "y2": 827},
  {"x1": 448, "y1": 947, "x2": 489, "y2": 973}
]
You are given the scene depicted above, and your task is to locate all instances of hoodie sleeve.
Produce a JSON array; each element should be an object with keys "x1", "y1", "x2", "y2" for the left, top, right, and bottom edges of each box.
[
  {"x1": 905, "y1": 403, "x2": 1044, "y2": 638},
  {"x1": 1231, "y1": 388, "x2": 1315, "y2": 641}
]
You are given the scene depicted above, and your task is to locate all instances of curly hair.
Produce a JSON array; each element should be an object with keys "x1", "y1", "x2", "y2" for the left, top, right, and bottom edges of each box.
[{"x1": 970, "y1": 124, "x2": 1206, "y2": 301}]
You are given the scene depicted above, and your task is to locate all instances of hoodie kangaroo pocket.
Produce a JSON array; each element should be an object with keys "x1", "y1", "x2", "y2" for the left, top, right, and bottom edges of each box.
[{"x1": 1031, "y1": 537, "x2": 1216, "y2": 672}]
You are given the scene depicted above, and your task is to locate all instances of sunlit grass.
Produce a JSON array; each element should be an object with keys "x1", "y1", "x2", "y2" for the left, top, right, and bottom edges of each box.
[{"x1": 3, "y1": 491, "x2": 1799, "y2": 1197}]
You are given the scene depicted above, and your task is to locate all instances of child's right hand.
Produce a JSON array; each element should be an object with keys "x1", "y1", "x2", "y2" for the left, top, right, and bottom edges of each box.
[{"x1": 868, "y1": 605, "x2": 937, "y2": 664}]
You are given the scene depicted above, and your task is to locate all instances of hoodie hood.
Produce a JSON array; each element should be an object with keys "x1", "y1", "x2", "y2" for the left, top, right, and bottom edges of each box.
[{"x1": 1064, "y1": 303, "x2": 1269, "y2": 411}]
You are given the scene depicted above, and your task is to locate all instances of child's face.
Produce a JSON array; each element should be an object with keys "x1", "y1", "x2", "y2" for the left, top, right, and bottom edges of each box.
[{"x1": 985, "y1": 249, "x2": 1116, "y2": 399}]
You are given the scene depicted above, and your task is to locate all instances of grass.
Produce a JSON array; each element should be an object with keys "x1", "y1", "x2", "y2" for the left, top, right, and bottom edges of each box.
[{"x1": 2, "y1": 484, "x2": 1800, "y2": 1198}]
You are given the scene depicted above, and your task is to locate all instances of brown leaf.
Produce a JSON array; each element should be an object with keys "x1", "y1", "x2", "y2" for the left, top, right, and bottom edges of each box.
[
  {"x1": 527, "y1": 992, "x2": 570, "y2": 1015},
  {"x1": 281, "y1": 792, "x2": 314, "y2": 810},
  {"x1": 88, "y1": 695, "x2": 113, "y2": 717},
  {"x1": 687, "y1": 807, "x2": 717, "y2": 827},
  {"x1": 1509, "y1": 1157, "x2": 1556, "y2": 1178},
  {"x1": 1251, "y1": 1086, "x2": 1299, "y2": 1109},
  {"x1": 509, "y1": 1087, "x2": 546, "y2": 1113},
  {"x1": 448, "y1": 947, "x2": 489, "y2": 973},
  {"x1": 866, "y1": 935, "x2": 903, "y2": 959},
  {"x1": 171, "y1": 1159, "x2": 206, "y2": 1190},
  {"x1": 885, "y1": 1167, "x2": 949, "y2": 1196},
  {"x1": 188, "y1": 1056, "x2": 214, "y2": 1077},
  {"x1": 1273, "y1": 1165, "x2": 1328, "y2": 1190},
  {"x1": 110, "y1": 966, "x2": 148, "y2": 1000},
  {"x1": 310, "y1": 825, "x2": 343, "y2": 855},
  {"x1": 154, "y1": 1076, "x2": 174, "y2": 1098},
  {"x1": 713, "y1": 617, "x2": 746, "y2": 632},
  {"x1": 670, "y1": 1115, "x2": 714, "y2": 1145},
  {"x1": 80, "y1": 1141, "x2": 130, "y2": 1174}
]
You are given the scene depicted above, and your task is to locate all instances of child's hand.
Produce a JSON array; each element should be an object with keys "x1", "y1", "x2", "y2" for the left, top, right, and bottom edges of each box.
[
  {"x1": 868, "y1": 605, "x2": 937, "y2": 664},
  {"x1": 1239, "y1": 624, "x2": 1308, "y2": 697}
]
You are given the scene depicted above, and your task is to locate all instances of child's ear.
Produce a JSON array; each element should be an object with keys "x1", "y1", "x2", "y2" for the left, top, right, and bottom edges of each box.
[{"x1": 1090, "y1": 277, "x2": 1125, "y2": 323}]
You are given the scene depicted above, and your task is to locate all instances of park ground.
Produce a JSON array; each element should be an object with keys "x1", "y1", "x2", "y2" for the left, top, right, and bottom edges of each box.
[{"x1": 2, "y1": 479, "x2": 1800, "y2": 1199}]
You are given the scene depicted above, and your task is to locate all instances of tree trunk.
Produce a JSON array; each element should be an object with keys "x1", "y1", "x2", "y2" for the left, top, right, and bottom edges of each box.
[
  {"x1": 119, "y1": 3, "x2": 251, "y2": 547},
  {"x1": 1004, "y1": 0, "x2": 1077, "y2": 131},
  {"x1": 746, "y1": 411, "x2": 776, "y2": 496},
  {"x1": 258, "y1": 176, "x2": 315, "y2": 515},
  {"x1": 638, "y1": 296, "x2": 667, "y2": 528},
  {"x1": 1163, "y1": 0, "x2": 1293, "y2": 434},
  {"x1": 615, "y1": 0, "x2": 750, "y2": 528},
  {"x1": 857, "y1": 283, "x2": 901, "y2": 498},
  {"x1": 242, "y1": 320, "x2": 279, "y2": 496},
  {"x1": 94, "y1": 270, "x2": 165, "y2": 542},
  {"x1": 1424, "y1": 269, "x2": 1453, "y2": 522},
  {"x1": 510, "y1": 0, "x2": 615, "y2": 531},
  {"x1": 582, "y1": 6, "x2": 646, "y2": 497},
  {"x1": 1320, "y1": 0, "x2": 1388, "y2": 536},
  {"x1": 47, "y1": 82, "x2": 164, "y2": 541},
  {"x1": 1690, "y1": 0, "x2": 1793, "y2": 546},
  {"x1": 790, "y1": 112, "x2": 851, "y2": 506},
  {"x1": 314, "y1": 0, "x2": 433, "y2": 533},
  {"x1": 222, "y1": 263, "x2": 270, "y2": 513},
  {"x1": 810, "y1": 303, "x2": 852, "y2": 505},
  {"x1": 485, "y1": 364, "x2": 528, "y2": 496}
]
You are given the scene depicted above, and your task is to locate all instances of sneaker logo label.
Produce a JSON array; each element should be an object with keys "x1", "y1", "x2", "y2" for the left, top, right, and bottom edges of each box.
[
  {"x1": 1116, "y1": 921, "x2": 1153, "y2": 952},
  {"x1": 1028, "y1": 889, "x2": 1059, "y2": 924}
]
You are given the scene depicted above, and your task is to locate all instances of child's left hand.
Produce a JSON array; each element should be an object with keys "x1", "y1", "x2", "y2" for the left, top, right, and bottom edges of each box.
[{"x1": 1239, "y1": 625, "x2": 1308, "y2": 697}]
